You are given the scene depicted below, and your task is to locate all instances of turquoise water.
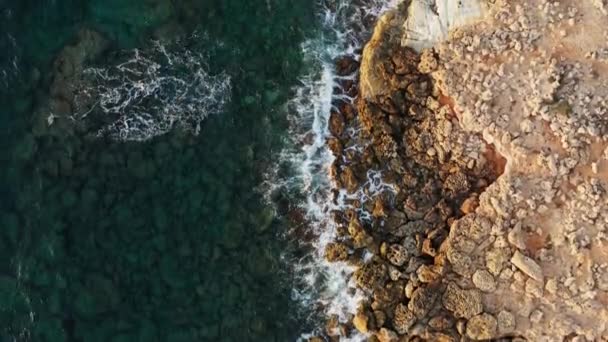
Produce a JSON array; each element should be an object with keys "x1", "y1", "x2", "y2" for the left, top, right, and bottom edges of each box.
[{"x1": 0, "y1": 1, "x2": 321, "y2": 341}]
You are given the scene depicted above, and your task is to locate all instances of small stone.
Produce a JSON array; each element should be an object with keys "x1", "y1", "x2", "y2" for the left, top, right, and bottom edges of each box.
[
  {"x1": 472, "y1": 270, "x2": 496, "y2": 292},
  {"x1": 374, "y1": 310, "x2": 387, "y2": 327},
  {"x1": 428, "y1": 315, "x2": 454, "y2": 330},
  {"x1": 456, "y1": 319, "x2": 467, "y2": 335},
  {"x1": 545, "y1": 278, "x2": 558, "y2": 294},
  {"x1": 418, "y1": 48, "x2": 438, "y2": 73},
  {"x1": 529, "y1": 309, "x2": 544, "y2": 323},
  {"x1": 354, "y1": 263, "x2": 386, "y2": 290},
  {"x1": 497, "y1": 310, "x2": 515, "y2": 333},
  {"x1": 405, "y1": 281, "x2": 415, "y2": 299},
  {"x1": 421, "y1": 238, "x2": 437, "y2": 257},
  {"x1": 341, "y1": 167, "x2": 359, "y2": 193},
  {"x1": 408, "y1": 287, "x2": 438, "y2": 318},
  {"x1": 466, "y1": 313, "x2": 498, "y2": 340},
  {"x1": 324, "y1": 242, "x2": 349, "y2": 262},
  {"x1": 373, "y1": 197, "x2": 388, "y2": 218},
  {"x1": 376, "y1": 328, "x2": 399, "y2": 342},
  {"x1": 388, "y1": 266, "x2": 402, "y2": 281},
  {"x1": 486, "y1": 248, "x2": 511, "y2": 276},
  {"x1": 460, "y1": 196, "x2": 479, "y2": 214},
  {"x1": 442, "y1": 282, "x2": 483, "y2": 319},
  {"x1": 511, "y1": 251, "x2": 544, "y2": 282},
  {"x1": 393, "y1": 303, "x2": 416, "y2": 334},
  {"x1": 525, "y1": 279, "x2": 543, "y2": 298},
  {"x1": 386, "y1": 244, "x2": 410, "y2": 266},
  {"x1": 417, "y1": 265, "x2": 440, "y2": 283},
  {"x1": 507, "y1": 223, "x2": 527, "y2": 250},
  {"x1": 329, "y1": 111, "x2": 345, "y2": 136},
  {"x1": 353, "y1": 312, "x2": 369, "y2": 333}
]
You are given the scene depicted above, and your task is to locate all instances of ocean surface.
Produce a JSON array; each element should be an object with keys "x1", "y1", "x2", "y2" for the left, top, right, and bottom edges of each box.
[{"x1": 0, "y1": 0, "x2": 395, "y2": 341}]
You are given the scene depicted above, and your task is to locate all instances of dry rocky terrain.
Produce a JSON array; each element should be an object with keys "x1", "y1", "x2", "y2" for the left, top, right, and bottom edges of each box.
[{"x1": 317, "y1": 0, "x2": 608, "y2": 340}]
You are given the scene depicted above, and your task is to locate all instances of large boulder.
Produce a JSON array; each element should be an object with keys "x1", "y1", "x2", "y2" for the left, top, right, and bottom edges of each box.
[{"x1": 401, "y1": 0, "x2": 486, "y2": 51}]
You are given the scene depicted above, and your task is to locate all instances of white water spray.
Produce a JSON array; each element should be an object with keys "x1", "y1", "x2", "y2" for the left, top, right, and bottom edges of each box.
[{"x1": 267, "y1": 0, "x2": 403, "y2": 340}]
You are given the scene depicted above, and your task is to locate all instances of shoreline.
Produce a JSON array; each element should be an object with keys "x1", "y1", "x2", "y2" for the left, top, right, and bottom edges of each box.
[{"x1": 315, "y1": 0, "x2": 608, "y2": 340}]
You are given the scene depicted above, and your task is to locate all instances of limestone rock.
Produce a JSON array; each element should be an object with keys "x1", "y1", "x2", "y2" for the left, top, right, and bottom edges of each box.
[
  {"x1": 466, "y1": 313, "x2": 498, "y2": 340},
  {"x1": 460, "y1": 196, "x2": 479, "y2": 215},
  {"x1": 486, "y1": 248, "x2": 511, "y2": 276},
  {"x1": 507, "y1": 223, "x2": 527, "y2": 250},
  {"x1": 393, "y1": 303, "x2": 416, "y2": 334},
  {"x1": 497, "y1": 310, "x2": 515, "y2": 334},
  {"x1": 401, "y1": 0, "x2": 486, "y2": 51},
  {"x1": 511, "y1": 251, "x2": 543, "y2": 282},
  {"x1": 408, "y1": 287, "x2": 438, "y2": 318},
  {"x1": 353, "y1": 311, "x2": 369, "y2": 333},
  {"x1": 324, "y1": 242, "x2": 349, "y2": 262},
  {"x1": 386, "y1": 244, "x2": 410, "y2": 267},
  {"x1": 354, "y1": 263, "x2": 386, "y2": 291},
  {"x1": 376, "y1": 328, "x2": 399, "y2": 342},
  {"x1": 442, "y1": 282, "x2": 483, "y2": 319},
  {"x1": 472, "y1": 270, "x2": 496, "y2": 292},
  {"x1": 418, "y1": 48, "x2": 438, "y2": 74}
]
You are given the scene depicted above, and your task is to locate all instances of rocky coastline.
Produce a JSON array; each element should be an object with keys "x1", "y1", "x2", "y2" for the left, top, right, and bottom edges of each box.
[{"x1": 316, "y1": 0, "x2": 608, "y2": 341}]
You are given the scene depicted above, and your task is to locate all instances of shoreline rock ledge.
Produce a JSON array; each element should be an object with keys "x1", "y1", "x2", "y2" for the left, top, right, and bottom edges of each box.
[{"x1": 318, "y1": 0, "x2": 608, "y2": 341}]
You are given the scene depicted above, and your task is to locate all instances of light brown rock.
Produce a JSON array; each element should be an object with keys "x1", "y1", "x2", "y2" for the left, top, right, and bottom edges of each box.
[
  {"x1": 466, "y1": 313, "x2": 498, "y2": 340},
  {"x1": 442, "y1": 282, "x2": 483, "y2": 319},
  {"x1": 511, "y1": 251, "x2": 544, "y2": 282},
  {"x1": 353, "y1": 312, "x2": 369, "y2": 333},
  {"x1": 376, "y1": 328, "x2": 399, "y2": 342},
  {"x1": 472, "y1": 270, "x2": 496, "y2": 292}
]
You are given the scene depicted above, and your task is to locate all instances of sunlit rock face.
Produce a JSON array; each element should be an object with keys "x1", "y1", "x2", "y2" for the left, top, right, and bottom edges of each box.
[{"x1": 401, "y1": 0, "x2": 486, "y2": 51}]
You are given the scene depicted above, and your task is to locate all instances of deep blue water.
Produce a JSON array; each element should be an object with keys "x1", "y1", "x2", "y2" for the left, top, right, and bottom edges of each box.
[{"x1": 0, "y1": 1, "x2": 320, "y2": 341}]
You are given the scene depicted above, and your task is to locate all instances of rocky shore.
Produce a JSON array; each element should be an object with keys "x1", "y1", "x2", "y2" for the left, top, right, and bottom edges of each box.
[{"x1": 317, "y1": 0, "x2": 608, "y2": 340}]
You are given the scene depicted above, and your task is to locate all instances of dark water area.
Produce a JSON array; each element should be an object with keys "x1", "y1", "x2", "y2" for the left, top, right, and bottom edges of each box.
[{"x1": 0, "y1": 0, "x2": 319, "y2": 341}]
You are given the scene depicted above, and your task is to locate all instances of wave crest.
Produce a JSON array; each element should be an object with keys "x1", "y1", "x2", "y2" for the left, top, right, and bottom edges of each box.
[{"x1": 74, "y1": 40, "x2": 231, "y2": 142}]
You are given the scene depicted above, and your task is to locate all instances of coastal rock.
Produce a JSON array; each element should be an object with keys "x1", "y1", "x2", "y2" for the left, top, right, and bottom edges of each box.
[
  {"x1": 353, "y1": 311, "x2": 369, "y2": 333},
  {"x1": 428, "y1": 315, "x2": 454, "y2": 330},
  {"x1": 511, "y1": 251, "x2": 543, "y2": 282},
  {"x1": 497, "y1": 310, "x2": 515, "y2": 334},
  {"x1": 485, "y1": 248, "x2": 511, "y2": 276},
  {"x1": 507, "y1": 223, "x2": 527, "y2": 250},
  {"x1": 386, "y1": 244, "x2": 410, "y2": 267},
  {"x1": 324, "y1": 242, "x2": 349, "y2": 262},
  {"x1": 401, "y1": 0, "x2": 486, "y2": 51},
  {"x1": 376, "y1": 328, "x2": 399, "y2": 342},
  {"x1": 472, "y1": 270, "x2": 496, "y2": 292},
  {"x1": 354, "y1": 263, "x2": 387, "y2": 291},
  {"x1": 393, "y1": 303, "x2": 416, "y2": 334},
  {"x1": 442, "y1": 283, "x2": 483, "y2": 319},
  {"x1": 329, "y1": 111, "x2": 345, "y2": 137},
  {"x1": 460, "y1": 196, "x2": 479, "y2": 215},
  {"x1": 466, "y1": 313, "x2": 497, "y2": 340},
  {"x1": 418, "y1": 48, "x2": 438, "y2": 74},
  {"x1": 360, "y1": 9, "x2": 407, "y2": 99},
  {"x1": 408, "y1": 287, "x2": 438, "y2": 318},
  {"x1": 341, "y1": 166, "x2": 359, "y2": 193}
]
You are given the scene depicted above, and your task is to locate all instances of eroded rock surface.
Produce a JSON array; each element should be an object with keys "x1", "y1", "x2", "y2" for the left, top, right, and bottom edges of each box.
[{"x1": 317, "y1": 0, "x2": 608, "y2": 341}]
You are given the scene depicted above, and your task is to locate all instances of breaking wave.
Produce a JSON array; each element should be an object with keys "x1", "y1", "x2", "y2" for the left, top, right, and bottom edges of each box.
[
  {"x1": 73, "y1": 39, "x2": 231, "y2": 142},
  {"x1": 263, "y1": 0, "x2": 402, "y2": 340}
]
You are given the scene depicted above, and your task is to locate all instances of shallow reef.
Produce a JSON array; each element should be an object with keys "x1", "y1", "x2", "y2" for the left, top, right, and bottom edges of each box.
[{"x1": 1, "y1": 0, "x2": 319, "y2": 341}]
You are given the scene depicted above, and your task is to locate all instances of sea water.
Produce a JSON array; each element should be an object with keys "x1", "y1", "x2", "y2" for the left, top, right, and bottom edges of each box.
[{"x1": 0, "y1": 0, "x2": 397, "y2": 341}]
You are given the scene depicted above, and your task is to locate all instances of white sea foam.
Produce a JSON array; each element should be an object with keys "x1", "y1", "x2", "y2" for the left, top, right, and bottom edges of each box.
[
  {"x1": 267, "y1": 0, "x2": 402, "y2": 340},
  {"x1": 74, "y1": 40, "x2": 231, "y2": 142}
]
